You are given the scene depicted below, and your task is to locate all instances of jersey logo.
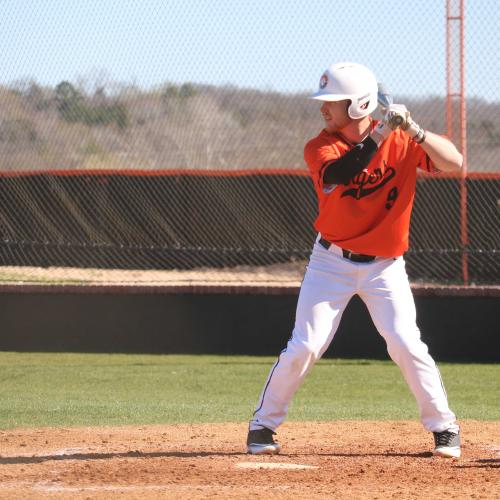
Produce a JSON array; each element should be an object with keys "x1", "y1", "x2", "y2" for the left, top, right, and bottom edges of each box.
[{"x1": 341, "y1": 164, "x2": 396, "y2": 200}]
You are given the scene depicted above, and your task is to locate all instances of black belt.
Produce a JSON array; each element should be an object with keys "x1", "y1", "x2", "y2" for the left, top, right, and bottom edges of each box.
[{"x1": 318, "y1": 238, "x2": 376, "y2": 263}]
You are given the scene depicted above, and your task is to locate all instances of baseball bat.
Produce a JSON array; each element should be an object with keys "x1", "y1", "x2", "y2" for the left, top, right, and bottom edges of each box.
[{"x1": 377, "y1": 83, "x2": 404, "y2": 126}]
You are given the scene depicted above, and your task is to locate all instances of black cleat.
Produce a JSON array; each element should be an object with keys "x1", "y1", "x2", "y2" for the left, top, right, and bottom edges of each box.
[
  {"x1": 433, "y1": 429, "x2": 461, "y2": 458},
  {"x1": 247, "y1": 427, "x2": 281, "y2": 455}
]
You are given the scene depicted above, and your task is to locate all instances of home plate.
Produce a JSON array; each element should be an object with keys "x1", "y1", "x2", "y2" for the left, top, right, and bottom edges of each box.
[{"x1": 236, "y1": 462, "x2": 319, "y2": 470}]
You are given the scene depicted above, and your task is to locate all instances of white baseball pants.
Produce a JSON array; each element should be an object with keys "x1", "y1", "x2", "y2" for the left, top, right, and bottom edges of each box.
[{"x1": 250, "y1": 237, "x2": 458, "y2": 433}]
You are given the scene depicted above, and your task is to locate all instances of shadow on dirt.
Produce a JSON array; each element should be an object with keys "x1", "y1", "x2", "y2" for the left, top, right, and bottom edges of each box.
[
  {"x1": 0, "y1": 450, "x2": 244, "y2": 464},
  {"x1": 291, "y1": 451, "x2": 433, "y2": 458},
  {"x1": 454, "y1": 458, "x2": 500, "y2": 469},
  {"x1": 0, "y1": 449, "x2": 438, "y2": 464}
]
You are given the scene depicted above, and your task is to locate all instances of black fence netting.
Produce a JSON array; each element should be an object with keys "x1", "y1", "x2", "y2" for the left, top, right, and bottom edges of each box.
[
  {"x1": 0, "y1": 172, "x2": 497, "y2": 285},
  {"x1": 0, "y1": 0, "x2": 498, "y2": 285}
]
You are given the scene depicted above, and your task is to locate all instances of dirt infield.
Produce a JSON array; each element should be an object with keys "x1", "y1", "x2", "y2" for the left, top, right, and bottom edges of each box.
[{"x1": 0, "y1": 421, "x2": 498, "y2": 499}]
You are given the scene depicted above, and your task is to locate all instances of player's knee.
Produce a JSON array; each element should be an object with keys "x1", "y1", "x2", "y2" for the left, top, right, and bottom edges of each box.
[
  {"x1": 284, "y1": 339, "x2": 319, "y2": 366},
  {"x1": 385, "y1": 330, "x2": 429, "y2": 364}
]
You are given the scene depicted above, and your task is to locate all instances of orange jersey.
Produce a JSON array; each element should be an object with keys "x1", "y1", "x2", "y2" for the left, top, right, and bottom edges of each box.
[{"x1": 304, "y1": 123, "x2": 437, "y2": 257}]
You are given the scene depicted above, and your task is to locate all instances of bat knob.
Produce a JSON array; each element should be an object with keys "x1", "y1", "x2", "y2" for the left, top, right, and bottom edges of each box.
[{"x1": 394, "y1": 115, "x2": 404, "y2": 126}]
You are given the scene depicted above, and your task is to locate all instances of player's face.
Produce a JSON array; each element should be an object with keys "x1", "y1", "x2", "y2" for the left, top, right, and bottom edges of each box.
[{"x1": 320, "y1": 100, "x2": 351, "y2": 133}]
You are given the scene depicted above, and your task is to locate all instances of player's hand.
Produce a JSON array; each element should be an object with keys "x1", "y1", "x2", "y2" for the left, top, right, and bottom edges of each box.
[
  {"x1": 371, "y1": 104, "x2": 404, "y2": 144},
  {"x1": 383, "y1": 104, "x2": 408, "y2": 130},
  {"x1": 372, "y1": 103, "x2": 426, "y2": 145},
  {"x1": 383, "y1": 104, "x2": 425, "y2": 144},
  {"x1": 385, "y1": 104, "x2": 427, "y2": 144},
  {"x1": 372, "y1": 120, "x2": 393, "y2": 141},
  {"x1": 371, "y1": 104, "x2": 408, "y2": 145}
]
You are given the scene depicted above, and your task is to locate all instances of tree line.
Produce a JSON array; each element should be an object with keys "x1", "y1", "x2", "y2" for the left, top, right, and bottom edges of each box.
[{"x1": 0, "y1": 80, "x2": 498, "y2": 172}]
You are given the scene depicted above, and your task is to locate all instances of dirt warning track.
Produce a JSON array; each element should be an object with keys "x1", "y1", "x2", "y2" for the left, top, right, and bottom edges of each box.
[{"x1": 0, "y1": 421, "x2": 498, "y2": 499}]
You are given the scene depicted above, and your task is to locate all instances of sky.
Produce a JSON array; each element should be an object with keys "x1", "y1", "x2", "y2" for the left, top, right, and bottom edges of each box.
[{"x1": 0, "y1": 0, "x2": 498, "y2": 100}]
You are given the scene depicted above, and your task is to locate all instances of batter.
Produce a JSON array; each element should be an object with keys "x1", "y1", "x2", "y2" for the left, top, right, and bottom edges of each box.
[{"x1": 247, "y1": 62, "x2": 462, "y2": 459}]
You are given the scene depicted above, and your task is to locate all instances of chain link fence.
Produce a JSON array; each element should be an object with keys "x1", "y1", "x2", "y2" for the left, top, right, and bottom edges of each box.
[{"x1": 0, "y1": 0, "x2": 498, "y2": 285}]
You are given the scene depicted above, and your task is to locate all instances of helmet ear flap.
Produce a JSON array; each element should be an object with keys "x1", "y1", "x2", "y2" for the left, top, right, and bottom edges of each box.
[
  {"x1": 346, "y1": 99, "x2": 356, "y2": 120},
  {"x1": 347, "y1": 99, "x2": 360, "y2": 119},
  {"x1": 345, "y1": 100, "x2": 352, "y2": 113},
  {"x1": 348, "y1": 94, "x2": 374, "y2": 119}
]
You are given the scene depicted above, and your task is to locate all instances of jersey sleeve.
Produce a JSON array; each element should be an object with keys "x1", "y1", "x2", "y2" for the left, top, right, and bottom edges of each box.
[
  {"x1": 304, "y1": 139, "x2": 341, "y2": 193},
  {"x1": 407, "y1": 137, "x2": 441, "y2": 174}
]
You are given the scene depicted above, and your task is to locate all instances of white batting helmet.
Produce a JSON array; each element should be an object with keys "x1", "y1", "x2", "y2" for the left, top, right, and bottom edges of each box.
[{"x1": 309, "y1": 62, "x2": 378, "y2": 119}]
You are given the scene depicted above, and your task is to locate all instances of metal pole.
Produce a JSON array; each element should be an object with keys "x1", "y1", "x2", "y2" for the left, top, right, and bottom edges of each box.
[
  {"x1": 459, "y1": 0, "x2": 468, "y2": 285},
  {"x1": 446, "y1": 0, "x2": 468, "y2": 285}
]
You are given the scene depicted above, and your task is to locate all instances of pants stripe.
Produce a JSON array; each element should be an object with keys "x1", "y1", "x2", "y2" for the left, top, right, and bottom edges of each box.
[{"x1": 252, "y1": 348, "x2": 286, "y2": 418}]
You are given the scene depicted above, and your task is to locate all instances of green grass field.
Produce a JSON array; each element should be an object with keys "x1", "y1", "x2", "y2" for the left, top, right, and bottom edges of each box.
[{"x1": 0, "y1": 352, "x2": 498, "y2": 429}]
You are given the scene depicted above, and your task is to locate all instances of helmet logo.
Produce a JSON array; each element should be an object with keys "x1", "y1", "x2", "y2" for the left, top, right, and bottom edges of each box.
[
  {"x1": 358, "y1": 93, "x2": 370, "y2": 110},
  {"x1": 319, "y1": 74, "x2": 328, "y2": 89}
]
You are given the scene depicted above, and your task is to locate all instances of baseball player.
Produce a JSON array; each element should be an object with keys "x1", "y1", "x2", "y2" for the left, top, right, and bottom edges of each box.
[{"x1": 247, "y1": 62, "x2": 462, "y2": 459}]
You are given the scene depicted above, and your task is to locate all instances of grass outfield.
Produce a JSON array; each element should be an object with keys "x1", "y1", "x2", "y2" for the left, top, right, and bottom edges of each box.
[{"x1": 0, "y1": 352, "x2": 498, "y2": 429}]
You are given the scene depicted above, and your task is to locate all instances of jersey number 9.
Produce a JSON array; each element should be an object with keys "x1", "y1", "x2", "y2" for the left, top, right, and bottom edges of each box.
[{"x1": 385, "y1": 187, "x2": 398, "y2": 209}]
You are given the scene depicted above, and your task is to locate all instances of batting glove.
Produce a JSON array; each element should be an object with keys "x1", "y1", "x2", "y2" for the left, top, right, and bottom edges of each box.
[
  {"x1": 373, "y1": 120, "x2": 393, "y2": 141},
  {"x1": 385, "y1": 104, "x2": 427, "y2": 144}
]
